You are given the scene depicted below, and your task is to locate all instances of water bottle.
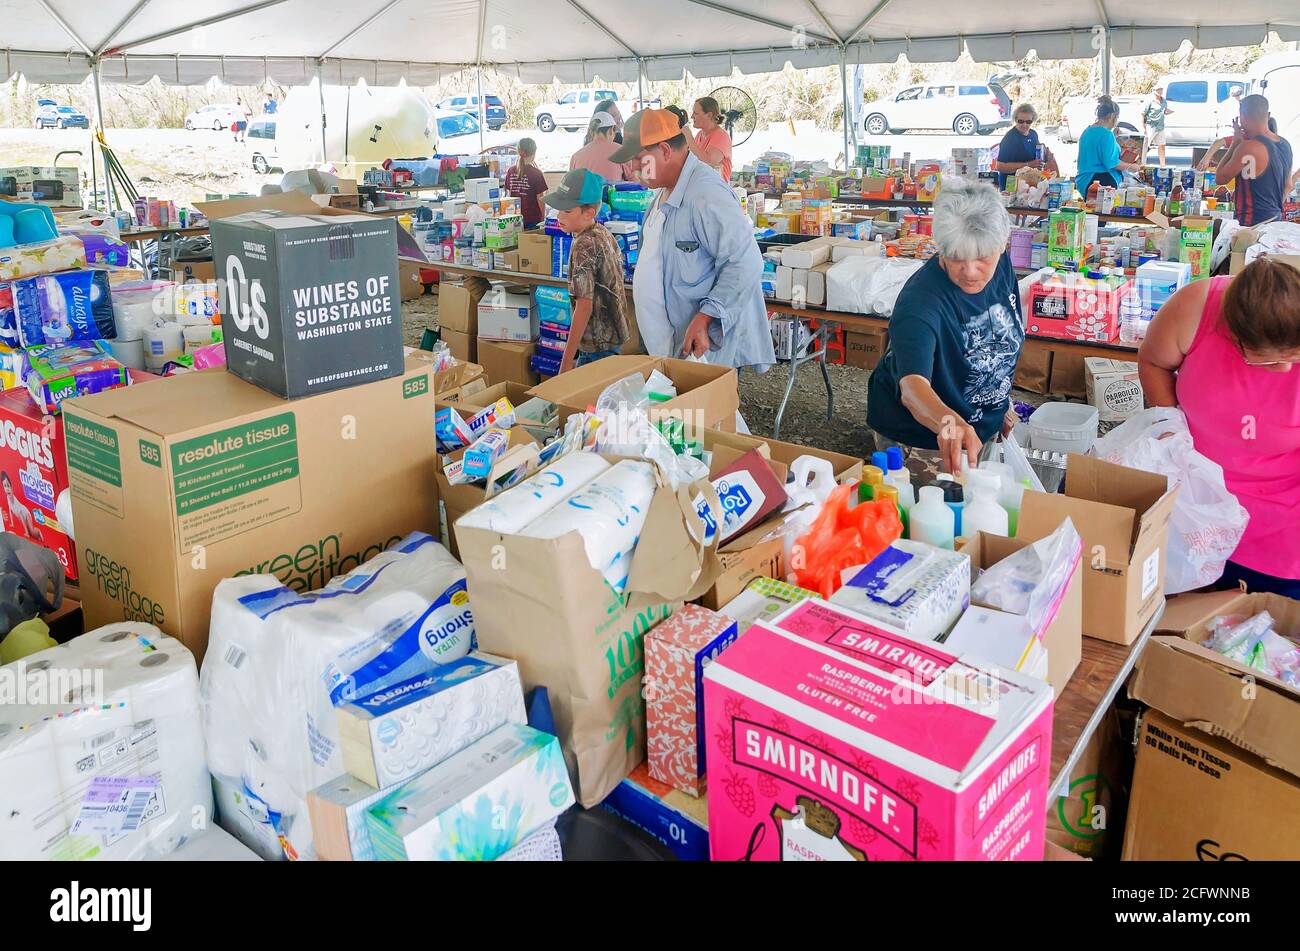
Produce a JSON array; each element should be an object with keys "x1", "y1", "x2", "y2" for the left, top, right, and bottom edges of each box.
[{"x1": 1119, "y1": 291, "x2": 1145, "y2": 345}]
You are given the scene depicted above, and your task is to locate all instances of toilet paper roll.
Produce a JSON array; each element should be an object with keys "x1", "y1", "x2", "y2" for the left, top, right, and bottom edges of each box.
[
  {"x1": 0, "y1": 623, "x2": 212, "y2": 860},
  {"x1": 107, "y1": 336, "x2": 146, "y2": 370},
  {"x1": 520, "y1": 459, "x2": 656, "y2": 578},
  {"x1": 111, "y1": 281, "x2": 175, "y2": 341},
  {"x1": 143, "y1": 321, "x2": 184, "y2": 370},
  {"x1": 458, "y1": 452, "x2": 611, "y2": 535}
]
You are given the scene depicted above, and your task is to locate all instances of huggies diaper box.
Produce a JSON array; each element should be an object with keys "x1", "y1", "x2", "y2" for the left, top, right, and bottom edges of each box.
[{"x1": 703, "y1": 599, "x2": 1053, "y2": 861}]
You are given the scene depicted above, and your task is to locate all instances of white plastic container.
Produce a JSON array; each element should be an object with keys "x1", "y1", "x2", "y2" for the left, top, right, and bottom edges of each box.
[
  {"x1": 963, "y1": 470, "x2": 1009, "y2": 537},
  {"x1": 909, "y1": 485, "x2": 955, "y2": 550},
  {"x1": 1027, "y1": 402, "x2": 1099, "y2": 455}
]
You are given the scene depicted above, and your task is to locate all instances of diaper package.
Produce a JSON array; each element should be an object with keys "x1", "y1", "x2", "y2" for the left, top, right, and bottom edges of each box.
[
  {"x1": 0, "y1": 624, "x2": 213, "y2": 861},
  {"x1": 25, "y1": 340, "x2": 130, "y2": 415},
  {"x1": 201, "y1": 532, "x2": 476, "y2": 861},
  {"x1": 13, "y1": 269, "x2": 116, "y2": 347},
  {"x1": 0, "y1": 343, "x2": 31, "y2": 389}
]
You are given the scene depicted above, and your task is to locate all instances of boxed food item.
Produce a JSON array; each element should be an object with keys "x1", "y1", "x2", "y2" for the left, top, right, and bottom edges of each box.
[
  {"x1": 646, "y1": 604, "x2": 740, "y2": 796},
  {"x1": 26, "y1": 341, "x2": 129, "y2": 415},
  {"x1": 1178, "y1": 215, "x2": 1214, "y2": 281},
  {"x1": 601, "y1": 761, "x2": 711, "y2": 861},
  {"x1": 1025, "y1": 274, "x2": 1133, "y2": 343},
  {"x1": 67, "y1": 352, "x2": 440, "y2": 661},
  {"x1": 703, "y1": 599, "x2": 1054, "y2": 860},
  {"x1": 209, "y1": 209, "x2": 403, "y2": 398},
  {"x1": 337, "y1": 652, "x2": 527, "y2": 789},
  {"x1": 717, "y1": 576, "x2": 818, "y2": 634},
  {"x1": 1084, "y1": 357, "x2": 1144, "y2": 423},
  {"x1": 1046, "y1": 207, "x2": 1086, "y2": 269},
  {"x1": 12, "y1": 269, "x2": 116, "y2": 348},
  {"x1": 0, "y1": 387, "x2": 78, "y2": 577},
  {"x1": 829, "y1": 541, "x2": 971, "y2": 642},
  {"x1": 364, "y1": 723, "x2": 575, "y2": 860}
]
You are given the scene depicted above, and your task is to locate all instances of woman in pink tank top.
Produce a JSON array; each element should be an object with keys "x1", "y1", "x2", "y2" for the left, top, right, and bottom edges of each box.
[{"x1": 1139, "y1": 258, "x2": 1300, "y2": 596}]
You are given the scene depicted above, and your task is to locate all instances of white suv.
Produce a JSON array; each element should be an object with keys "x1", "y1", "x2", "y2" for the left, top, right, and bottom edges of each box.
[
  {"x1": 534, "y1": 89, "x2": 619, "y2": 133},
  {"x1": 1058, "y1": 95, "x2": 1145, "y2": 143},
  {"x1": 1156, "y1": 73, "x2": 1250, "y2": 146},
  {"x1": 864, "y1": 83, "x2": 1010, "y2": 136}
]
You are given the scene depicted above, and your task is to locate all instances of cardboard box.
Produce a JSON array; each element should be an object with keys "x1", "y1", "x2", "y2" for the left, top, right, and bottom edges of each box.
[
  {"x1": 209, "y1": 209, "x2": 404, "y2": 398},
  {"x1": 449, "y1": 381, "x2": 557, "y2": 442},
  {"x1": 645, "y1": 604, "x2": 739, "y2": 796},
  {"x1": 1047, "y1": 704, "x2": 1131, "y2": 859},
  {"x1": 1228, "y1": 225, "x2": 1300, "y2": 275},
  {"x1": 1018, "y1": 455, "x2": 1177, "y2": 645},
  {"x1": 0, "y1": 387, "x2": 77, "y2": 578},
  {"x1": 477, "y1": 288, "x2": 537, "y2": 342},
  {"x1": 958, "y1": 531, "x2": 1084, "y2": 696},
  {"x1": 436, "y1": 426, "x2": 539, "y2": 559},
  {"x1": 1084, "y1": 357, "x2": 1143, "y2": 423},
  {"x1": 439, "y1": 327, "x2": 475, "y2": 364},
  {"x1": 398, "y1": 258, "x2": 425, "y2": 301},
  {"x1": 704, "y1": 600, "x2": 1055, "y2": 860},
  {"x1": 66, "y1": 354, "x2": 440, "y2": 661},
  {"x1": 529, "y1": 355, "x2": 738, "y2": 437},
  {"x1": 1123, "y1": 708, "x2": 1300, "y2": 860},
  {"x1": 478, "y1": 339, "x2": 539, "y2": 387},
  {"x1": 1014, "y1": 345, "x2": 1053, "y2": 395},
  {"x1": 600, "y1": 762, "x2": 710, "y2": 861},
  {"x1": 517, "y1": 232, "x2": 553, "y2": 275},
  {"x1": 844, "y1": 328, "x2": 887, "y2": 370}
]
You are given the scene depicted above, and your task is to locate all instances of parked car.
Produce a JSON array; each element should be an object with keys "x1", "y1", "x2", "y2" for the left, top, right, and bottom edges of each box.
[
  {"x1": 533, "y1": 89, "x2": 619, "y2": 133},
  {"x1": 1250, "y1": 53, "x2": 1300, "y2": 165},
  {"x1": 184, "y1": 103, "x2": 246, "y2": 131},
  {"x1": 33, "y1": 103, "x2": 89, "y2": 129},
  {"x1": 863, "y1": 82, "x2": 1010, "y2": 136},
  {"x1": 1153, "y1": 73, "x2": 1250, "y2": 146},
  {"x1": 248, "y1": 120, "x2": 281, "y2": 174},
  {"x1": 432, "y1": 108, "x2": 481, "y2": 143},
  {"x1": 1057, "y1": 95, "x2": 1144, "y2": 143},
  {"x1": 436, "y1": 95, "x2": 507, "y2": 130}
]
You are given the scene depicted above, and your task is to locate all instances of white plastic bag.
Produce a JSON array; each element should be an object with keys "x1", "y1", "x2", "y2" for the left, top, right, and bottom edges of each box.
[
  {"x1": 979, "y1": 433, "x2": 1045, "y2": 493},
  {"x1": 1093, "y1": 407, "x2": 1249, "y2": 594}
]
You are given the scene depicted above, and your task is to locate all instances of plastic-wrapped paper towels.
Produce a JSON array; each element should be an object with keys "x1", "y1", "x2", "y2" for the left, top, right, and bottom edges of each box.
[
  {"x1": 458, "y1": 451, "x2": 611, "y2": 534},
  {"x1": 826, "y1": 255, "x2": 923, "y2": 316},
  {"x1": 0, "y1": 623, "x2": 212, "y2": 861},
  {"x1": 519, "y1": 459, "x2": 657, "y2": 592},
  {"x1": 201, "y1": 532, "x2": 475, "y2": 861}
]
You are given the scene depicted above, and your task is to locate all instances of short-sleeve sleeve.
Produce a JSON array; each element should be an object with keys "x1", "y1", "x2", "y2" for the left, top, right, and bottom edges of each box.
[
  {"x1": 888, "y1": 306, "x2": 939, "y2": 382},
  {"x1": 568, "y1": 233, "x2": 596, "y2": 300}
]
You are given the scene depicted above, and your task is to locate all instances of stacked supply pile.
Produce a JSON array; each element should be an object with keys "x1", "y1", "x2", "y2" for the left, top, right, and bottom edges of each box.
[
  {"x1": 533, "y1": 286, "x2": 571, "y2": 378},
  {"x1": 1, "y1": 166, "x2": 81, "y2": 208}
]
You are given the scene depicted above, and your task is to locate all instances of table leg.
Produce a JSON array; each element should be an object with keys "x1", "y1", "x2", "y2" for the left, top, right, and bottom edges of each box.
[
  {"x1": 820, "y1": 347, "x2": 833, "y2": 421},
  {"x1": 773, "y1": 352, "x2": 799, "y2": 441}
]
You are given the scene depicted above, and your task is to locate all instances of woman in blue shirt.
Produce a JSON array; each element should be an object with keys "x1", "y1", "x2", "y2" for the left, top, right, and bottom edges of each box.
[
  {"x1": 1075, "y1": 96, "x2": 1139, "y2": 198},
  {"x1": 993, "y1": 103, "x2": 1058, "y2": 189}
]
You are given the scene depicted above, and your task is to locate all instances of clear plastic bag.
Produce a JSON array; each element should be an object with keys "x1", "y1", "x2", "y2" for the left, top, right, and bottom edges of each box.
[
  {"x1": 978, "y1": 433, "x2": 1045, "y2": 493},
  {"x1": 971, "y1": 516, "x2": 1082, "y2": 636},
  {"x1": 1094, "y1": 407, "x2": 1250, "y2": 594}
]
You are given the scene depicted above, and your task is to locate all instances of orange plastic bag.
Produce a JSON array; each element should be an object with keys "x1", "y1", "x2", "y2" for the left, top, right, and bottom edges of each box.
[{"x1": 790, "y1": 483, "x2": 903, "y2": 599}]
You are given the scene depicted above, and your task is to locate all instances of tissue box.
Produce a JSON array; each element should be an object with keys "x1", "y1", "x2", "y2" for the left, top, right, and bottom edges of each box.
[
  {"x1": 308, "y1": 773, "x2": 393, "y2": 861},
  {"x1": 364, "y1": 722, "x2": 575, "y2": 860},
  {"x1": 435, "y1": 406, "x2": 474, "y2": 453},
  {"x1": 337, "y1": 652, "x2": 527, "y2": 789},
  {"x1": 703, "y1": 599, "x2": 1055, "y2": 861},
  {"x1": 830, "y1": 541, "x2": 970, "y2": 641},
  {"x1": 26, "y1": 340, "x2": 129, "y2": 415},
  {"x1": 13, "y1": 269, "x2": 116, "y2": 347},
  {"x1": 717, "y1": 576, "x2": 818, "y2": 633},
  {"x1": 0, "y1": 235, "x2": 88, "y2": 283},
  {"x1": 646, "y1": 605, "x2": 740, "y2": 796}
]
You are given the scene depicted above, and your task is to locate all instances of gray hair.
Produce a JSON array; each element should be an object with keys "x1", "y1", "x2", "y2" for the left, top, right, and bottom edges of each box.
[
  {"x1": 1013, "y1": 102, "x2": 1037, "y2": 122},
  {"x1": 932, "y1": 176, "x2": 1010, "y2": 261}
]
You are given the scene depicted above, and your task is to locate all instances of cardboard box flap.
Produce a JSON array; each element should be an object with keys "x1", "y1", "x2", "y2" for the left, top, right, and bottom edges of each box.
[
  {"x1": 1017, "y1": 493, "x2": 1133, "y2": 570},
  {"x1": 528, "y1": 355, "x2": 656, "y2": 406},
  {"x1": 195, "y1": 191, "x2": 323, "y2": 220},
  {"x1": 1064, "y1": 454, "x2": 1172, "y2": 549},
  {"x1": 1154, "y1": 589, "x2": 1252, "y2": 635},
  {"x1": 626, "y1": 478, "x2": 722, "y2": 606},
  {"x1": 1130, "y1": 635, "x2": 1300, "y2": 780}
]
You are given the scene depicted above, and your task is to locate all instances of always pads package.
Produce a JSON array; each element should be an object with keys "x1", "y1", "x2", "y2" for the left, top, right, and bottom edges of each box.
[
  {"x1": 201, "y1": 532, "x2": 476, "y2": 860},
  {"x1": 12, "y1": 269, "x2": 116, "y2": 348},
  {"x1": 0, "y1": 623, "x2": 212, "y2": 860}
]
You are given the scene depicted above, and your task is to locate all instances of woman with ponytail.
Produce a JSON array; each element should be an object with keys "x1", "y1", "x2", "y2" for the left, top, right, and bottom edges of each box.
[{"x1": 689, "y1": 96, "x2": 733, "y2": 182}]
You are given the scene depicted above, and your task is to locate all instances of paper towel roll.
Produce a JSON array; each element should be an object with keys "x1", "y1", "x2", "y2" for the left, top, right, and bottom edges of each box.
[
  {"x1": 143, "y1": 321, "x2": 184, "y2": 370},
  {"x1": 111, "y1": 281, "x2": 175, "y2": 341},
  {"x1": 458, "y1": 452, "x2": 611, "y2": 534},
  {"x1": 0, "y1": 623, "x2": 212, "y2": 860},
  {"x1": 521, "y1": 459, "x2": 656, "y2": 579},
  {"x1": 201, "y1": 532, "x2": 473, "y2": 861},
  {"x1": 107, "y1": 337, "x2": 146, "y2": 370}
]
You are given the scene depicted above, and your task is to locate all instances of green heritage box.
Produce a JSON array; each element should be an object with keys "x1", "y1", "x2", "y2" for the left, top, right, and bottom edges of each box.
[
  {"x1": 210, "y1": 209, "x2": 404, "y2": 399},
  {"x1": 64, "y1": 353, "x2": 440, "y2": 663}
]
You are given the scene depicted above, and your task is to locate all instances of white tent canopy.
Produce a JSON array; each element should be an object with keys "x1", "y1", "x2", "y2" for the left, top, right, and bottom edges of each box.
[{"x1": 4, "y1": 0, "x2": 1300, "y2": 86}]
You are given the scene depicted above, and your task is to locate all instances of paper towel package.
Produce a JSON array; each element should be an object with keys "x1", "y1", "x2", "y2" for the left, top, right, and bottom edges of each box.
[
  {"x1": 0, "y1": 623, "x2": 213, "y2": 861},
  {"x1": 337, "y1": 651, "x2": 526, "y2": 789},
  {"x1": 201, "y1": 532, "x2": 476, "y2": 861},
  {"x1": 830, "y1": 541, "x2": 971, "y2": 641},
  {"x1": 365, "y1": 722, "x2": 575, "y2": 860},
  {"x1": 456, "y1": 451, "x2": 611, "y2": 535}
]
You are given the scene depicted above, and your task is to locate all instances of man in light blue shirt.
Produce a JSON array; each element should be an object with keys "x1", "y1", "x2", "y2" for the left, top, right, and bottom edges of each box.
[{"x1": 612, "y1": 108, "x2": 775, "y2": 373}]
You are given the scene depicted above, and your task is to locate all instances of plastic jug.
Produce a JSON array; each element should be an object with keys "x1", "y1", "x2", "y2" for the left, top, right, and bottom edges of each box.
[
  {"x1": 785, "y1": 455, "x2": 837, "y2": 512},
  {"x1": 910, "y1": 485, "x2": 956, "y2": 550},
  {"x1": 884, "y1": 446, "x2": 911, "y2": 495},
  {"x1": 963, "y1": 470, "x2": 1009, "y2": 538}
]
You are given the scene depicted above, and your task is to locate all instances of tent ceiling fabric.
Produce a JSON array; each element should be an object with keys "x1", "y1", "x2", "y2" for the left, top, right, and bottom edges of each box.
[{"x1": 2, "y1": 0, "x2": 1298, "y2": 84}]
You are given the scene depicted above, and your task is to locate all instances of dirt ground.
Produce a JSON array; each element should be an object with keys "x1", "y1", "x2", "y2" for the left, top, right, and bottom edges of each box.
[{"x1": 400, "y1": 288, "x2": 1047, "y2": 462}]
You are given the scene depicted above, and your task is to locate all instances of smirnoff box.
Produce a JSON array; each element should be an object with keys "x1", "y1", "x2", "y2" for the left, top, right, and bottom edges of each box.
[
  {"x1": 210, "y1": 210, "x2": 403, "y2": 398},
  {"x1": 702, "y1": 599, "x2": 1053, "y2": 861}
]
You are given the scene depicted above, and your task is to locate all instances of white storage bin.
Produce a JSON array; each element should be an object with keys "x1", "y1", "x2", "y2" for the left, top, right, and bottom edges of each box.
[{"x1": 1027, "y1": 402, "x2": 1099, "y2": 455}]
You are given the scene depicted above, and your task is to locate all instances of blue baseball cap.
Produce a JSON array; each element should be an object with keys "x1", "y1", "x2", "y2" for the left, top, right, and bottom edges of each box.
[{"x1": 545, "y1": 168, "x2": 605, "y2": 210}]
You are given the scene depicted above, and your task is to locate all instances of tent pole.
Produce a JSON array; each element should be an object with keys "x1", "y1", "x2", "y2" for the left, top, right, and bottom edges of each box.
[
  {"x1": 476, "y1": 65, "x2": 485, "y2": 152},
  {"x1": 1100, "y1": 29, "x2": 1111, "y2": 97},
  {"x1": 317, "y1": 61, "x2": 327, "y2": 165},
  {"x1": 840, "y1": 45, "x2": 850, "y2": 171},
  {"x1": 92, "y1": 58, "x2": 114, "y2": 214},
  {"x1": 637, "y1": 59, "x2": 644, "y2": 111}
]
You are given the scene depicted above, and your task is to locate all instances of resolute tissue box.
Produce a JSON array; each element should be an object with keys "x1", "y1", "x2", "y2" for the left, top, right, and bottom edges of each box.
[
  {"x1": 365, "y1": 722, "x2": 575, "y2": 860},
  {"x1": 337, "y1": 651, "x2": 526, "y2": 789}
]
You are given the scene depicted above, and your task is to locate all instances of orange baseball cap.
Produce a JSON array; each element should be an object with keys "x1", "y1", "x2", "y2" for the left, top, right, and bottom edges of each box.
[{"x1": 609, "y1": 108, "x2": 683, "y2": 163}]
